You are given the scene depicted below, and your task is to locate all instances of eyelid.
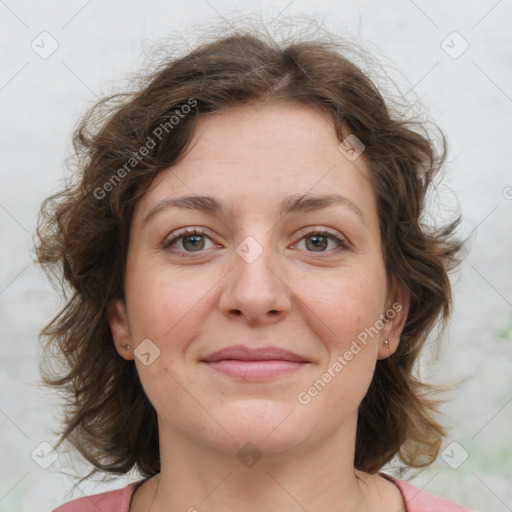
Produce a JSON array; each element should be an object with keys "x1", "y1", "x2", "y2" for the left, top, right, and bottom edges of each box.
[{"x1": 294, "y1": 225, "x2": 345, "y2": 239}]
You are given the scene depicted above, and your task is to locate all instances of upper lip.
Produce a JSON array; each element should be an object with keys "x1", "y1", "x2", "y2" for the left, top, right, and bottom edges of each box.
[{"x1": 202, "y1": 345, "x2": 310, "y2": 363}]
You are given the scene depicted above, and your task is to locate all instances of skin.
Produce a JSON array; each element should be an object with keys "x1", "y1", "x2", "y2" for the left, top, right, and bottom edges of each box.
[{"x1": 109, "y1": 101, "x2": 410, "y2": 512}]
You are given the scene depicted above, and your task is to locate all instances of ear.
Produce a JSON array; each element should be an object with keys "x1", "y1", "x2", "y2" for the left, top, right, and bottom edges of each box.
[
  {"x1": 377, "y1": 283, "x2": 410, "y2": 360},
  {"x1": 108, "y1": 299, "x2": 134, "y2": 360}
]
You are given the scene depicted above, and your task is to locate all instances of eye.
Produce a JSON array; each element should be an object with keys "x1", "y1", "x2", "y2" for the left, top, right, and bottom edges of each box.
[
  {"x1": 294, "y1": 227, "x2": 349, "y2": 255},
  {"x1": 162, "y1": 226, "x2": 349, "y2": 258},
  {"x1": 163, "y1": 227, "x2": 217, "y2": 255}
]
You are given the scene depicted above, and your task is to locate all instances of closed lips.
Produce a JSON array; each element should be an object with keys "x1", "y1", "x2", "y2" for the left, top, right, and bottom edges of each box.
[{"x1": 201, "y1": 345, "x2": 310, "y2": 363}]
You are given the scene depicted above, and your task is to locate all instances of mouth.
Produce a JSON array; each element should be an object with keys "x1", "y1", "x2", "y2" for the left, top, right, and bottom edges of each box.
[{"x1": 201, "y1": 345, "x2": 310, "y2": 380}]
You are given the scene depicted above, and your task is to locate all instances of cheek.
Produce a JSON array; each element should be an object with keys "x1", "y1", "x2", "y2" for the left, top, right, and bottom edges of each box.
[
  {"x1": 296, "y1": 265, "x2": 386, "y2": 405},
  {"x1": 124, "y1": 254, "x2": 217, "y2": 344},
  {"x1": 299, "y1": 265, "x2": 387, "y2": 346}
]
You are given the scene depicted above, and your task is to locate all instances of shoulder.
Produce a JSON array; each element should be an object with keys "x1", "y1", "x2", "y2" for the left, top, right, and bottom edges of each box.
[
  {"x1": 379, "y1": 472, "x2": 477, "y2": 512},
  {"x1": 53, "y1": 481, "x2": 141, "y2": 512}
]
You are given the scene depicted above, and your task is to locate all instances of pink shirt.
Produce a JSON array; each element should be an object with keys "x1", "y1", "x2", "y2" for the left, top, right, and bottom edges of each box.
[{"x1": 53, "y1": 472, "x2": 475, "y2": 511}]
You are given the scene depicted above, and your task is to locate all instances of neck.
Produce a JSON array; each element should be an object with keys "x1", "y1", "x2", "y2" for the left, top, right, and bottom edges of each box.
[{"x1": 146, "y1": 416, "x2": 375, "y2": 512}]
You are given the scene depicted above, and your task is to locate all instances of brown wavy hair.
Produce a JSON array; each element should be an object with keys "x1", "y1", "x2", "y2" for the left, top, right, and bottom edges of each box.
[{"x1": 36, "y1": 21, "x2": 463, "y2": 479}]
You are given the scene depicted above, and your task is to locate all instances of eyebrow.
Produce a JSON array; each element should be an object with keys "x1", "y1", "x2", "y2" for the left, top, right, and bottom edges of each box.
[{"x1": 142, "y1": 193, "x2": 365, "y2": 225}]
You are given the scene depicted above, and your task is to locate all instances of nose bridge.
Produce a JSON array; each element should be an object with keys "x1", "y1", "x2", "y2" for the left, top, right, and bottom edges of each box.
[
  {"x1": 237, "y1": 234, "x2": 276, "y2": 288},
  {"x1": 220, "y1": 230, "x2": 290, "y2": 322}
]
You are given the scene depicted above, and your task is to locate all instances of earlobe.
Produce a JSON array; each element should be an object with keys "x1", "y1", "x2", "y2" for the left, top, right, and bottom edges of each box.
[{"x1": 108, "y1": 299, "x2": 134, "y2": 360}]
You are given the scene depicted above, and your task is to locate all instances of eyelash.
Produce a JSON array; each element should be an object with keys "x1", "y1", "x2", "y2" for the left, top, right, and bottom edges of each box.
[{"x1": 162, "y1": 226, "x2": 349, "y2": 258}]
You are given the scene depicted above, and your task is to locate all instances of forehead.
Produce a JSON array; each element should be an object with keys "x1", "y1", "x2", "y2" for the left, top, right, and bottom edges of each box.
[
  {"x1": 135, "y1": 101, "x2": 376, "y2": 222},
  {"x1": 188, "y1": 101, "x2": 344, "y2": 169}
]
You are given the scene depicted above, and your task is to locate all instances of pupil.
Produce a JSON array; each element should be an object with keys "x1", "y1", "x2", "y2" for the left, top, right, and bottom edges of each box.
[
  {"x1": 184, "y1": 235, "x2": 204, "y2": 251},
  {"x1": 307, "y1": 235, "x2": 327, "y2": 251}
]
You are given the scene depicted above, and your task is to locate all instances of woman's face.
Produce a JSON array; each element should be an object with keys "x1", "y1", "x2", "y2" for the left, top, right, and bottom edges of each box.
[{"x1": 110, "y1": 101, "x2": 408, "y2": 458}]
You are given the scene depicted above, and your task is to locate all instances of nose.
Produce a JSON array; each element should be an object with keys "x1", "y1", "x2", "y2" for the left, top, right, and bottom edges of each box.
[{"x1": 219, "y1": 236, "x2": 291, "y2": 326}]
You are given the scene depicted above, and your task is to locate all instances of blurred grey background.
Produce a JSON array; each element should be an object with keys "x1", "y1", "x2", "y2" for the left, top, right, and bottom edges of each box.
[{"x1": 0, "y1": 1, "x2": 511, "y2": 510}]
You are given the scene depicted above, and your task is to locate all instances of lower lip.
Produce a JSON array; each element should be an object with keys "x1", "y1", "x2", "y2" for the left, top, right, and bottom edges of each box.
[{"x1": 202, "y1": 360, "x2": 308, "y2": 380}]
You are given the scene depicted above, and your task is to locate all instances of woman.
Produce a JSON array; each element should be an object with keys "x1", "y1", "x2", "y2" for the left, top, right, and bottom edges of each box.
[{"x1": 36, "y1": 25, "x2": 473, "y2": 512}]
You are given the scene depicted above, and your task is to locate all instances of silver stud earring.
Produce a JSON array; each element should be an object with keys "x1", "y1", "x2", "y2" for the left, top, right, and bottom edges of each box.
[
  {"x1": 124, "y1": 344, "x2": 132, "y2": 350},
  {"x1": 384, "y1": 339, "x2": 390, "y2": 353}
]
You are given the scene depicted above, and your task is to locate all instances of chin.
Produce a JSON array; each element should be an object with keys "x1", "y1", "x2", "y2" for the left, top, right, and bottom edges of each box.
[{"x1": 205, "y1": 400, "x2": 313, "y2": 457}]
